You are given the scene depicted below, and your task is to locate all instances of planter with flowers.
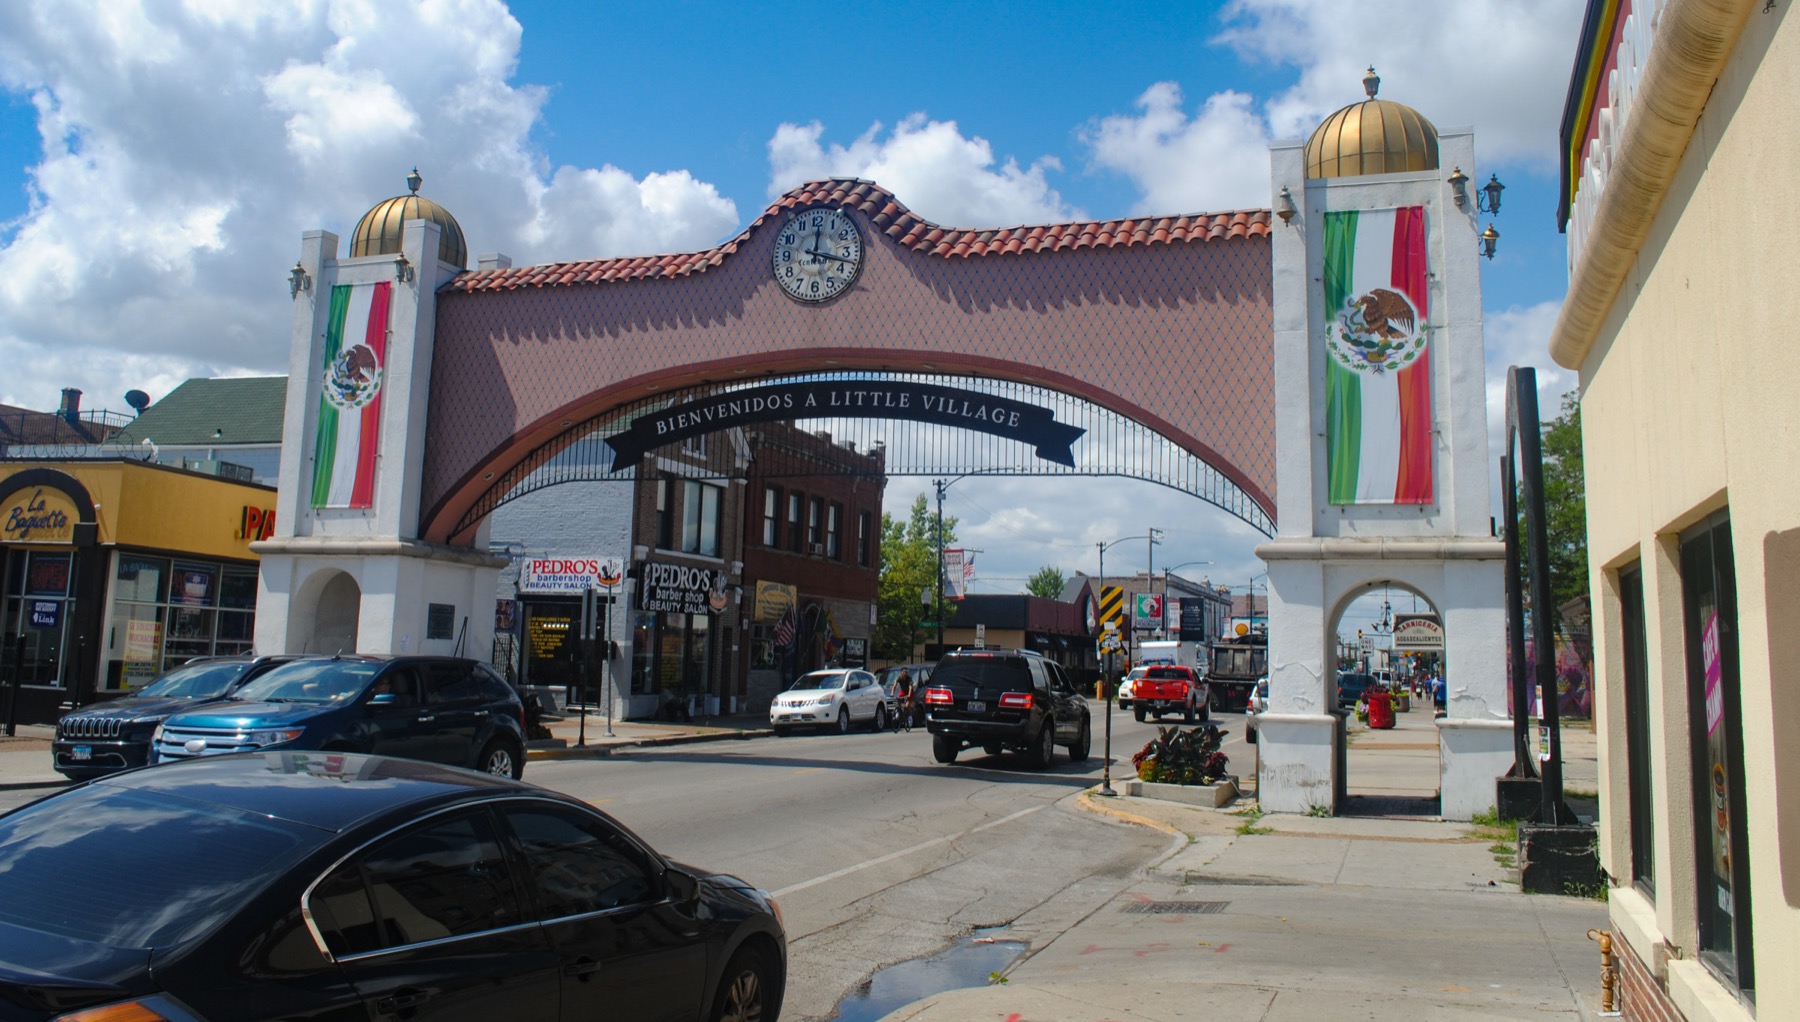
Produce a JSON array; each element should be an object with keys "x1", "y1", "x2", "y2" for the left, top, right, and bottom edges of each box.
[{"x1": 1120, "y1": 724, "x2": 1239, "y2": 807}]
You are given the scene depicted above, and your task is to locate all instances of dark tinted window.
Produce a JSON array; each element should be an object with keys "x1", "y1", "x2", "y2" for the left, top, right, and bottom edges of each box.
[
  {"x1": 502, "y1": 805, "x2": 657, "y2": 918},
  {"x1": 238, "y1": 659, "x2": 382, "y2": 703},
  {"x1": 472, "y1": 664, "x2": 515, "y2": 702},
  {"x1": 311, "y1": 810, "x2": 520, "y2": 955},
  {"x1": 137, "y1": 659, "x2": 254, "y2": 698},
  {"x1": 932, "y1": 656, "x2": 1035, "y2": 693},
  {"x1": 0, "y1": 786, "x2": 315, "y2": 947},
  {"x1": 423, "y1": 662, "x2": 479, "y2": 702}
]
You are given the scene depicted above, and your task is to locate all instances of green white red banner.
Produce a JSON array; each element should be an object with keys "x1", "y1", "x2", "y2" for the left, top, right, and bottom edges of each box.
[
  {"x1": 1322, "y1": 207, "x2": 1433, "y2": 504},
  {"x1": 310, "y1": 282, "x2": 392, "y2": 509}
]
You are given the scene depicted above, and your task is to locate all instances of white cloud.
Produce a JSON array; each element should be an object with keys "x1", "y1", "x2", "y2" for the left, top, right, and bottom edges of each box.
[
  {"x1": 1481, "y1": 299, "x2": 1576, "y2": 514},
  {"x1": 0, "y1": 0, "x2": 738, "y2": 410},
  {"x1": 1080, "y1": 82, "x2": 1274, "y2": 214},
  {"x1": 1215, "y1": 0, "x2": 1582, "y2": 170},
  {"x1": 767, "y1": 115, "x2": 1079, "y2": 227}
]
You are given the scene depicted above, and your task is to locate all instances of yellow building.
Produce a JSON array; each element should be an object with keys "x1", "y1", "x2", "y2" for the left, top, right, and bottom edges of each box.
[
  {"x1": 1552, "y1": 2, "x2": 1796, "y2": 1018},
  {"x1": 1, "y1": 461, "x2": 275, "y2": 721}
]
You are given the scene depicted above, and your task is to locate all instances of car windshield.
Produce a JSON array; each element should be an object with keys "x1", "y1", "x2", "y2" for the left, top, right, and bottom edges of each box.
[
  {"x1": 790, "y1": 672, "x2": 846, "y2": 692},
  {"x1": 0, "y1": 785, "x2": 318, "y2": 947},
  {"x1": 136, "y1": 661, "x2": 253, "y2": 699},
  {"x1": 235, "y1": 660, "x2": 383, "y2": 704}
]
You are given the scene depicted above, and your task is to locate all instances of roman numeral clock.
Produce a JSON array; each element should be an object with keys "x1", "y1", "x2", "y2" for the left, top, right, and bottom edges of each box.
[{"x1": 772, "y1": 206, "x2": 863, "y2": 302}]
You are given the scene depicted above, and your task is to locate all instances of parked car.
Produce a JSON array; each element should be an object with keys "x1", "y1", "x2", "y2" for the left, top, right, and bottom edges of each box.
[
  {"x1": 1116, "y1": 670, "x2": 1139, "y2": 708},
  {"x1": 1130, "y1": 665, "x2": 1208, "y2": 723},
  {"x1": 0, "y1": 753, "x2": 786, "y2": 1022},
  {"x1": 1337, "y1": 671, "x2": 1376, "y2": 708},
  {"x1": 922, "y1": 648, "x2": 1090, "y2": 768},
  {"x1": 769, "y1": 668, "x2": 888, "y2": 734},
  {"x1": 51, "y1": 654, "x2": 306, "y2": 780},
  {"x1": 152, "y1": 654, "x2": 529, "y2": 778},
  {"x1": 1245, "y1": 675, "x2": 1270, "y2": 743},
  {"x1": 877, "y1": 664, "x2": 932, "y2": 728}
]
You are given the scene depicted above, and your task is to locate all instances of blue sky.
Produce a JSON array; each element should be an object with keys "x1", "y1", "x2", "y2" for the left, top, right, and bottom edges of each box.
[{"x1": 0, "y1": 0, "x2": 1584, "y2": 633}]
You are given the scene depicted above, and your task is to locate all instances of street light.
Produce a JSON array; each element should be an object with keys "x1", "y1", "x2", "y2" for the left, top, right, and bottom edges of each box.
[
  {"x1": 1095, "y1": 530, "x2": 1158, "y2": 797},
  {"x1": 931, "y1": 473, "x2": 993, "y2": 654}
]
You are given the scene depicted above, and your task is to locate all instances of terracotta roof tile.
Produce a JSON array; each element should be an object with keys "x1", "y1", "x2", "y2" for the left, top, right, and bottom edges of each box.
[{"x1": 446, "y1": 179, "x2": 1272, "y2": 293}]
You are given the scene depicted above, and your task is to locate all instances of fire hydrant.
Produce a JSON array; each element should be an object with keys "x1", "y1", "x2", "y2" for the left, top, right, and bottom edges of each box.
[{"x1": 1366, "y1": 687, "x2": 1396, "y2": 730}]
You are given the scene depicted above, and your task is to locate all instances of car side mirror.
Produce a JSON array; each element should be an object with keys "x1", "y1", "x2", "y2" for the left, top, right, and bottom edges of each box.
[
  {"x1": 664, "y1": 866, "x2": 701, "y2": 910},
  {"x1": 369, "y1": 693, "x2": 396, "y2": 705}
]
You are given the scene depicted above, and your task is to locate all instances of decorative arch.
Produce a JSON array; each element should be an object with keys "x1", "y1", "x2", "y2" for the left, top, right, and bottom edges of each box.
[{"x1": 289, "y1": 567, "x2": 361, "y2": 656}]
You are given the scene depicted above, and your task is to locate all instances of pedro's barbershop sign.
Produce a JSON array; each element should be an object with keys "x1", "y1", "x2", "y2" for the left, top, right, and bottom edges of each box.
[{"x1": 606, "y1": 380, "x2": 1087, "y2": 471}]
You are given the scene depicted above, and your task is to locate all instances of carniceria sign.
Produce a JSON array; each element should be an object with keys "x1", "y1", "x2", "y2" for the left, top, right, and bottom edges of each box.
[{"x1": 1392, "y1": 614, "x2": 1445, "y2": 651}]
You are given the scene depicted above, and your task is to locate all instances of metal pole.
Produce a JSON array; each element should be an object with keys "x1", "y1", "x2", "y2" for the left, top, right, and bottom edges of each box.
[
  {"x1": 1514, "y1": 371, "x2": 1572, "y2": 825},
  {"x1": 934, "y1": 479, "x2": 945, "y2": 653},
  {"x1": 577, "y1": 587, "x2": 592, "y2": 748},
  {"x1": 602, "y1": 584, "x2": 616, "y2": 737},
  {"x1": 1097, "y1": 540, "x2": 1115, "y2": 797},
  {"x1": 1501, "y1": 451, "x2": 1534, "y2": 778},
  {"x1": 4, "y1": 631, "x2": 21, "y2": 738}
]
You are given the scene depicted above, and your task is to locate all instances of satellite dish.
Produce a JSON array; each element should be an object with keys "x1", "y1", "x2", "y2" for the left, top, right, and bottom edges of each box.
[{"x1": 124, "y1": 390, "x2": 151, "y2": 413}]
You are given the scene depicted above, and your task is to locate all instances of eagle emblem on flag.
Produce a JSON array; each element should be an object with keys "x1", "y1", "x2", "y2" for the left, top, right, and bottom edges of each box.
[
  {"x1": 1327, "y1": 287, "x2": 1426, "y2": 375},
  {"x1": 323, "y1": 343, "x2": 384, "y2": 410}
]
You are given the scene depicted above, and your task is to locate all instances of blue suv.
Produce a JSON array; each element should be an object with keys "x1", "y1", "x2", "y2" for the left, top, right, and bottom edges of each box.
[{"x1": 152, "y1": 655, "x2": 528, "y2": 778}]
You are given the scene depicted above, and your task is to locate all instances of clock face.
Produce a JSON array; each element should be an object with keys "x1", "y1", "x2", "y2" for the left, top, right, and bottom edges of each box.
[{"x1": 772, "y1": 207, "x2": 863, "y2": 303}]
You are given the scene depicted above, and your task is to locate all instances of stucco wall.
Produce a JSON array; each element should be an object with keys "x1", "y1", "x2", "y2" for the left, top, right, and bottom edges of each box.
[{"x1": 1579, "y1": 9, "x2": 1796, "y2": 1017}]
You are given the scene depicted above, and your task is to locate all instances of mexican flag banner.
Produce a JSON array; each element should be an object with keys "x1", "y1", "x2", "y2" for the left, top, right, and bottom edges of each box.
[
  {"x1": 1321, "y1": 206, "x2": 1433, "y2": 505},
  {"x1": 310, "y1": 281, "x2": 393, "y2": 508}
]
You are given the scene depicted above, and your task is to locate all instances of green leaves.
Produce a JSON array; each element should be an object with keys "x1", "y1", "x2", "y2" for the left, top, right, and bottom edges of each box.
[
  {"x1": 1026, "y1": 565, "x2": 1066, "y2": 599},
  {"x1": 873, "y1": 493, "x2": 959, "y2": 661}
]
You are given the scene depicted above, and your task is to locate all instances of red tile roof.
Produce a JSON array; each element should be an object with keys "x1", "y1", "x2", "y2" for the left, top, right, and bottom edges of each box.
[{"x1": 448, "y1": 179, "x2": 1272, "y2": 293}]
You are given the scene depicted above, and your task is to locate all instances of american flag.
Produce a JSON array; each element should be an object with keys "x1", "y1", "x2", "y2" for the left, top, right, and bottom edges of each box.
[
  {"x1": 962, "y1": 552, "x2": 976, "y2": 592},
  {"x1": 773, "y1": 606, "x2": 796, "y2": 650}
]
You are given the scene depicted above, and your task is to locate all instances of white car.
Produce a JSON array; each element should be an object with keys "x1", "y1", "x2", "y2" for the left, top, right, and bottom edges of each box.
[
  {"x1": 1245, "y1": 675, "x2": 1270, "y2": 742},
  {"x1": 770, "y1": 669, "x2": 889, "y2": 734}
]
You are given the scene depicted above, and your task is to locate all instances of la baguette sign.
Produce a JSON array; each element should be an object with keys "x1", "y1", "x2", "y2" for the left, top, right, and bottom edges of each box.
[{"x1": 605, "y1": 380, "x2": 1086, "y2": 471}]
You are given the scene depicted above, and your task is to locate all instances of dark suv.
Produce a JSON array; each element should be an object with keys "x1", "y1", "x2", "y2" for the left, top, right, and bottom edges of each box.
[
  {"x1": 152, "y1": 655, "x2": 528, "y2": 778},
  {"x1": 922, "y1": 649, "x2": 1091, "y2": 768},
  {"x1": 52, "y1": 655, "x2": 305, "y2": 780}
]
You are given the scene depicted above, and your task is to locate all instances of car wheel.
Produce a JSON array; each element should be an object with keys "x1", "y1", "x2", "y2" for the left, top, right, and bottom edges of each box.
[
  {"x1": 873, "y1": 704, "x2": 887, "y2": 731},
  {"x1": 710, "y1": 944, "x2": 775, "y2": 1022},
  {"x1": 1029, "y1": 720, "x2": 1056, "y2": 770},
  {"x1": 1184, "y1": 703, "x2": 1196, "y2": 724},
  {"x1": 982, "y1": 742, "x2": 1003, "y2": 756},
  {"x1": 1133, "y1": 705, "x2": 1146, "y2": 723},
  {"x1": 1246, "y1": 724, "x2": 1257, "y2": 744},
  {"x1": 772, "y1": 724, "x2": 789, "y2": 737},
  {"x1": 835, "y1": 707, "x2": 850, "y2": 734},
  {"x1": 932, "y1": 734, "x2": 959, "y2": 764},
  {"x1": 1068, "y1": 716, "x2": 1091, "y2": 762},
  {"x1": 478, "y1": 739, "x2": 523, "y2": 780}
]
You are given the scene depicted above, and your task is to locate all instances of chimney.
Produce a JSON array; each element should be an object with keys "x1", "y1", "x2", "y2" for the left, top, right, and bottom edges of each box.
[{"x1": 59, "y1": 388, "x2": 82, "y2": 426}]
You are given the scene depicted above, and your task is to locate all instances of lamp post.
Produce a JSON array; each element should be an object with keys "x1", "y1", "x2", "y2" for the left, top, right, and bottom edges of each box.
[{"x1": 1095, "y1": 531, "x2": 1156, "y2": 797}]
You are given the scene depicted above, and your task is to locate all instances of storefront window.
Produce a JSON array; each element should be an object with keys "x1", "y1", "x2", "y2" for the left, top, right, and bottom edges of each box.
[
  {"x1": 1681, "y1": 513, "x2": 1753, "y2": 997},
  {"x1": 1618, "y1": 565, "x2": 1654, "y2": 895},
  {"x1": 105, "y1": 552, "x2": 258, "y2": 690},
  {"x1": 2, "y1": 549, "x2": 73, "y2": 687},
  {"x1": 629, "y1": 610, "x2": 714, "y2": 707}
]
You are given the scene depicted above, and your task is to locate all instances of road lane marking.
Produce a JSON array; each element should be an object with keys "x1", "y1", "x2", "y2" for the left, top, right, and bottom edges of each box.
[
  {"x1": 770, "y1": 804, "x2": 1045, "y2": 898},
  {"x1": 794, "y1": 767, "x2": 825, "y2": 774}
]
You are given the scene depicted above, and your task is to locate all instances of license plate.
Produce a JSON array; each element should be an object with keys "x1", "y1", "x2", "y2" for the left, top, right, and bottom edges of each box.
[
  {"x1": 72, "y1": 746, "x2": 92, "y2": 761},
  {"x1": 966, "y1": 701, "x2": 985, "y2": 712}
]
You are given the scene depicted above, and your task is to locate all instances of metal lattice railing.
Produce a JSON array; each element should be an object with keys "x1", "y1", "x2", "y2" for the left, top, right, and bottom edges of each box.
[{"x1": 455, "y1": 371, "x2": 1275, "y2": 538}]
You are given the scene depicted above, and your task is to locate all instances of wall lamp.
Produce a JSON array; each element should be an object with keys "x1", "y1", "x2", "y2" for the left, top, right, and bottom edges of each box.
[
  {"x1": 395, "y1": 252, "x2": 415, "y2": 284},
  {"x1": 1448, "y1": 168, "x2": 1506, "y2": 215},
  {"x1": 288, "y1": 261, "x2": 311, "y2": 299},
  {"x1": 1275, "y1": 186, "x2": 1297, "y2": 227},
  {"x1": 1480, "y1": 224, "x2": 1500, "y2": 261}
]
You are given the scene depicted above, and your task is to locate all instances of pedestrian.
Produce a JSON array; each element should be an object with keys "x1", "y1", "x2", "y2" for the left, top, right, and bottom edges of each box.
[{"x1": 893, "y1": 669, "x2": 912, "y2": 731}]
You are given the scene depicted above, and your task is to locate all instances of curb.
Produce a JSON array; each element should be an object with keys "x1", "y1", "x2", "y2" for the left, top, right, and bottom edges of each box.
[{"x1": 527, "y1": 727, "x2": 773, "y2": 761}]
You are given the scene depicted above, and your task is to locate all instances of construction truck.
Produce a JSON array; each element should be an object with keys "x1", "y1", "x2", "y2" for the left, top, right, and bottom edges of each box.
[{"x1": 1205, "y1": 630, "x2": 1268, "y2": 712}]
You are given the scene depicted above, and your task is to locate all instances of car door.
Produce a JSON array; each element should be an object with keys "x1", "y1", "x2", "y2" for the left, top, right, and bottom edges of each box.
[
  {"x1": 308, "y1": 807, "x2": 559, "y2": 1022},
  {"x1": 849, "y1": 671, "x2": 881, "y2": 723},
  {"x1": 419, "y1": 661, "x2": 485, "y2": 767},
  {"x1": 1043, "y1": 661, "x2": 1076, "y2": 742},
  {"x1": 496, "y1": 801, "x2": 706, "y2": 1022},
  {"x1": 360, "y1": 666, "x2": 443, "y2": 763}
]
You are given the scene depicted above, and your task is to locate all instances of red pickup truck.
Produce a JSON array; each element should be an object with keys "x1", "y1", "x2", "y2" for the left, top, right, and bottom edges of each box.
[{"x1": 1131, "y1": 665, "x2": 1208, "y2": 723}]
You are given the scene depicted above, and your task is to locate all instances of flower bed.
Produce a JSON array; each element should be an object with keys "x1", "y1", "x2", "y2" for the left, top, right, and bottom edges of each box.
[{"x1": 1131, "y1": 724, "x2": 1230, "y2": 786}]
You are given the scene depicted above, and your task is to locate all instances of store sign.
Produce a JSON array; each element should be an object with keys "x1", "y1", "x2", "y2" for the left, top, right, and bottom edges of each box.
[
  {"x1": 605, "y1": 380, "x2": 1087, "y2": 471},
  {"x1": 241, "y1": 506, "x2": 277, "y2": 542},
  {"x1": 1178, "y1": 598, "x2": 1208, "y2": 641},
  {"x1": 28, "y1": 600, "x2": 59, "y2": 629},
  {"x1": 640, "y1": 560, "x2": 722, "y2": 615},
  {"x1": 2, "y1": 486, "x2": 77, "y2": 544},
  {"x1": 1392, "y1": 614, "x2": 1445, "y2": 651},
  {"x1": 520, "y1": 556, "x2": 626, "y2": 595},
  {"x1": 1132, "y1": 593, "x2": 1163, "y2": 631},
  {"x1": 755, "y1": 581, "x2": 796, "y2": 623}
]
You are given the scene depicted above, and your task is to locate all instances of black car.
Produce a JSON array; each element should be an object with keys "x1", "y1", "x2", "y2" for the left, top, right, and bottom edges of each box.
[
  {"x1": 0, "y1": 754, "x2": 785, "y2": 1021},
  {"x1": 153, "y1": 655, "x2": 529, "y2": 779},
  {"x1": 922, "y1": 649, "x2": 1091, "y2": 768},
  {"x1": 52, "y1": 654, "x2": 306, "y2": 780},
  {"x1": 1337, "y1": 671, "x2": 1377, "y2": 708}
]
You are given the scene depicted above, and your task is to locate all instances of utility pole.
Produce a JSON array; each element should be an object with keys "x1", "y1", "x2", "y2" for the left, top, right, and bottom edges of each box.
[{"x1": 934, "y1": 479, "x2": 946, "y2": 653}]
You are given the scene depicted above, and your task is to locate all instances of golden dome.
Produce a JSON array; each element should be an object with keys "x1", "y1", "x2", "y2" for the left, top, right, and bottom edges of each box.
[
  {"x1": 1304, "y1": 68, "x2": 1439, "y2": 179},
  {"x1": 349, "y1": 168, "x2": 468, "y2": 269}
]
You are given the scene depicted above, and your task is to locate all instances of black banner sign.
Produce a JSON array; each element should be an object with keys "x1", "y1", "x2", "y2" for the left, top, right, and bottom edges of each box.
[
  {"x1": 606, "y1": 380, "x2": 1086, "y2": 471},
  {"x1": 1178, "y1": 598, "x2": 1209, "y2": 642}
]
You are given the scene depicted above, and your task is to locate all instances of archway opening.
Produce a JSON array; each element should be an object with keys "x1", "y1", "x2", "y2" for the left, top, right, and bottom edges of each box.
[
  {"x1": 1329, "y1": 581, "x2": 1445, "y2": 818},
  {"x1": 293, "y1": 570, "x2": 362, "y2": 656}
]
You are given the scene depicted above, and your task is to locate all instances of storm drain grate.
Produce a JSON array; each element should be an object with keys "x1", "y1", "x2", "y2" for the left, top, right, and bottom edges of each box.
[{"x1": 1119, "y1": 900, "x2": 1229, "y2": 915}]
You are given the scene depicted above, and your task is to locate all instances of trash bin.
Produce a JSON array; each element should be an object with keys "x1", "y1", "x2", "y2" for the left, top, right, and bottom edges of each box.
[{"x1": 1367, "y1": 687, "x2": 1395, "y2": 730}]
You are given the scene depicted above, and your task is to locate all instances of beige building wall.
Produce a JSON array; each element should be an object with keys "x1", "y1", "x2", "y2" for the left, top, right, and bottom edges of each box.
[{"x1": 1571, "y1": 8, "x2": 1797, "y2": 1020}]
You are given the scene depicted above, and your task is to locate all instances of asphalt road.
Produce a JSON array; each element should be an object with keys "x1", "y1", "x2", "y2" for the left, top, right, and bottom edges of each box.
[{"x1": 528, "y1": 706, "x2": 1251, "y2": 1020}]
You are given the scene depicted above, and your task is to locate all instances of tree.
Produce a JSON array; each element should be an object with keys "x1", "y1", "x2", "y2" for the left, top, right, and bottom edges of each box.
[
  {"x1": 1026, "y1": 565, "x2": 1066, "y2": 599},
  {"x1": 873, "y1": 493, "x2": 958, "y2": 661},
  {"x1": 1539, "y1": 390, "x2": 1588, "y2": 629}
]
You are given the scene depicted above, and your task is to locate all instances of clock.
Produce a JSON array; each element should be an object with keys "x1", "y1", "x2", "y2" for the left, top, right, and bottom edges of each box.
[{"x1": 771, "y1": 206, "x2": 863, "y2": 303}]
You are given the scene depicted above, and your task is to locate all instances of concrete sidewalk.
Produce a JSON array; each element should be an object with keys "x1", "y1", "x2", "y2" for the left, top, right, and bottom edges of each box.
[{"x1": 878, "y1": 709, "x2": 1609, "y2": 1022}]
